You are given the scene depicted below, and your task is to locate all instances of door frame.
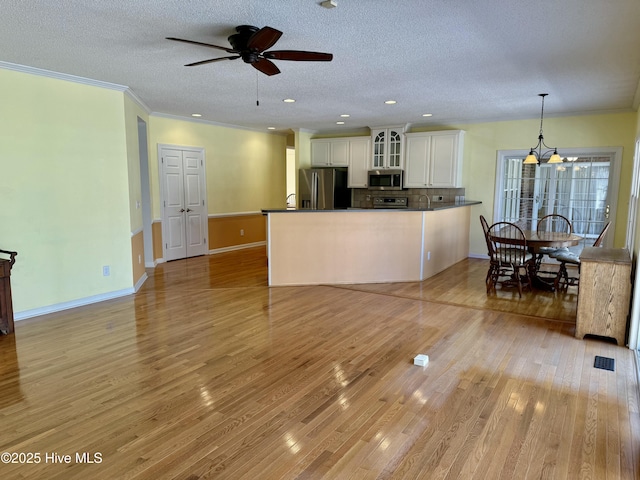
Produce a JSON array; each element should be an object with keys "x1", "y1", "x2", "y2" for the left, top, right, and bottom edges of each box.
[
  {"x1": 137, "y1": 118, "x2": 154, "y2": 268},
  {"x1": 158, "y1": 143, "x2": 208, "y2": 261},
  {"x1": 494, "y1": 146, "x2": 622, "y2": 248},
  {"x1": 626, "y1": 137, "x2": 640, "y2": 351}
]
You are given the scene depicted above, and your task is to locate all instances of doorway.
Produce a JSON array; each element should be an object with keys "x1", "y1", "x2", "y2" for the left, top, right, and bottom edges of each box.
[
  {"x1": 495, "y1": 147, "x2": 621, "y2": 251},
  {"x1": 137, "y1": 118, "x2": 154, "y2": 267},
  {"x1": 158, "y1": 145, "x2": 208, "y2": 261}
]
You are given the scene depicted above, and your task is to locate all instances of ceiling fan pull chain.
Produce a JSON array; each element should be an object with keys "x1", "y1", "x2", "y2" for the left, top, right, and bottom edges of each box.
[{"x1": 256, "y1": 72, "x2": 260, "y2": 106}]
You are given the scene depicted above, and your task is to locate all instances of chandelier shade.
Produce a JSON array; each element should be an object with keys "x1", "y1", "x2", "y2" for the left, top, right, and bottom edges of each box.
[{"x1": 524, "y1": 93, "x2": 562, "y2": 166}]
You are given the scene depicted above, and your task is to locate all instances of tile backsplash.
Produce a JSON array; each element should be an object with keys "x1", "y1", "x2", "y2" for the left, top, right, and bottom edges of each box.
[{"x1": 352, "y1": 187, "x2": 465, "y2": 209}]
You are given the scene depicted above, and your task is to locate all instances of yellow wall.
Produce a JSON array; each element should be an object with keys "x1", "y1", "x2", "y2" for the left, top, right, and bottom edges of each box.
[
  {"x1": 411, "y1": 113, "x2": 636, "y2": 256},
  {"x1": 148, "y1": 116, "x2": 287, "y2": 219},
  {"x1": 295, "y1": 130, "x2": 313, "y2": 171},
  {"x1": 123, "y1": 95, "x2": 149, "y2": 233},
  {"x1": 0, "y1": 69, "x2": 133, "y2": 313},
  {"x1": 123, "y1": 95, "x2": 150, "y2": 285},
  {"x1": 147, "y1": 116, "x2": 286, "y2": 260},
  {"x1": 2, "y1": 65, "x2": 636, "y2": 315}
]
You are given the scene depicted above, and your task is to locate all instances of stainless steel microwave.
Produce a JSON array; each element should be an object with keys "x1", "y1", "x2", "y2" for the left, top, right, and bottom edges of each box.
[{"x1": 367, "y1": 169, "x2": 403, "y2": 190}]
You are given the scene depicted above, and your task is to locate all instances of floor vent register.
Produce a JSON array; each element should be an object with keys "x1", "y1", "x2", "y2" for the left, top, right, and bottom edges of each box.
[{"x1": 594, "y1": 355, "x2": 615, "y2": 372}]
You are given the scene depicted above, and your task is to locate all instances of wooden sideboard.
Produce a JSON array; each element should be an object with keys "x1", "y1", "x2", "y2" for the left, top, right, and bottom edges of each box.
[
  {"x1": 0, "y1": 249, "x2": 18, "y2": 335},
  {"x1": 576, "y1": 247, "x2": 631, "y2": 345}
]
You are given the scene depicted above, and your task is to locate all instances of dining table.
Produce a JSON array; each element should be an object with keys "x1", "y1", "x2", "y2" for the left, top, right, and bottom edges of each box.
[{"x1": 490, "y1": 229, "x2": 583, "y2": 291}]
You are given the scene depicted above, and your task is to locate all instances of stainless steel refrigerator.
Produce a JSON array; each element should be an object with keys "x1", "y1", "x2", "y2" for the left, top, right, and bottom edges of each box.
[{"x1": 298, "y1": 168, "x2": 351, "y2": 210}]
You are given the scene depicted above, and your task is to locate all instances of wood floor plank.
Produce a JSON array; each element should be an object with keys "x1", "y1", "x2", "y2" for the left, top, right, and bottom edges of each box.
[{"x1": 0, "y1": 249, "x2": 638, "y2": 479}]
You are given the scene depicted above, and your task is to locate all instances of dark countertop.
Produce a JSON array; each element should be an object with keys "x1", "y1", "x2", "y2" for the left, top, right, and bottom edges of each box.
[{"x1": 262, "y1": 200, "x2": 481, "y2": 214}]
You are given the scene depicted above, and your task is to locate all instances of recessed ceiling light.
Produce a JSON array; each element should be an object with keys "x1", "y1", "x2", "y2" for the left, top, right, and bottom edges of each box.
[
  {"x1": 267, "y1": 127, "x2": 276, "y2": 130},
  {"x1": 283, "y1": 98, "x2": 296, "y2": 103},
  {"x1": 336, "y1": 121, "x2": 345, "y2": 125},
  {"x1": 384, "y1": 100, "x2": 397, "y2": 105},
  {"x1": 191, "y1": 113, "x2": 202, "y2": 117},
  {"x1": 422, "y1": 113, "x2": 433, "y2": 117},
  {"x1": 340, "y1": 114, "x2": 350, "y2": 118}
]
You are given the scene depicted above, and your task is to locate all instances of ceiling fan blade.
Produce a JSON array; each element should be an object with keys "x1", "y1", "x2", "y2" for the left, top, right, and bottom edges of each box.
[
  {"x1": 166, "y1": 37, "x2": 236, "y2": 53},
  {"x1": 252, "y1": 58, "x2": 281, "y2": 76},
  {"x1": 185, "y1": 56, "x2": 240, "y2": 67},
  {"x1": 264, "y1": 50, "x2": 333, "y2": 61},
  {"x1": 247, "y1": 27, "x2": 283, "y2": 53}
]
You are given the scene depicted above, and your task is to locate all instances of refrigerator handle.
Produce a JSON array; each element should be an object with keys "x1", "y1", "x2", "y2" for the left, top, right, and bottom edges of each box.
[{"x1": 312, "y1": 172, "x2": 318, "y2": 209}]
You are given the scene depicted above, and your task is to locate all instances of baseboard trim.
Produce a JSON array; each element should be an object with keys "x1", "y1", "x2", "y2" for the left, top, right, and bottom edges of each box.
[
  {"x1": 209, "y1": 241, "x2": 266, "y2": 255},
  {"x1": 15, "y1": 287, "x2": 135, "y2": 321},
  {"x1": 134, "y1": 272, "x2": 148, "y2": 292}
]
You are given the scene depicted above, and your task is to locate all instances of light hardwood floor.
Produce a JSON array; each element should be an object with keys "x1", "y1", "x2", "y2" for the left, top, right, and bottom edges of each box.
[{"x1": 1, "y1": 247, "x2": 639, "y2": 479}]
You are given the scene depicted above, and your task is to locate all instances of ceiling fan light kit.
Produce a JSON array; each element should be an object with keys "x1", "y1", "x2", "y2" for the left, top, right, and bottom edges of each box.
[
  {"x1": 321, "y1": 0, "x2": 337, "y2": 8},
  {"x1": 523, "y1": 93, "x2": 563, "y2": 165},
  {"x1": 167, "y1": 25, "x2": 333, "y2": 76}
]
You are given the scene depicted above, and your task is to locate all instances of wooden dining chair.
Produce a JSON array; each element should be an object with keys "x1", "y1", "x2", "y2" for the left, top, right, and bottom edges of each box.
[
  {"x1": 480, "y1": 215, "x2": 502, "y2": 291},
  {"x1": 487, "y1": 222, "x2": 535, "y2": 297},
  {"x1": 553, "y1": 222, "x2": 610, "y2": 291},
  {"x1": 535, "y1": 214, "x2": 573, "y2": 273}
]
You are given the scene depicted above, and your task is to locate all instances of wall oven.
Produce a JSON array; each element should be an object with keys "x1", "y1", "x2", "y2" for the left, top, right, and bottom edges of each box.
[{"x1": 367, "y1": 169, "x2": 403, "y2": 190}]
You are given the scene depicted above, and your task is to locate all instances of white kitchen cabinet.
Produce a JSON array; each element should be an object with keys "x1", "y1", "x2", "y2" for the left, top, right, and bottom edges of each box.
[
  {"x1": 311, "y1": 138, "x2": 349, "y2": 167},
  {"x1": 404, "y1": 130, "x2": 465, "y2": 188},
  {"x1": 347, "y1": 137, "x2": 371, "y2": 188},
  {"x1": 371, "y1": 126, "x2": 405, "y2": 169}
]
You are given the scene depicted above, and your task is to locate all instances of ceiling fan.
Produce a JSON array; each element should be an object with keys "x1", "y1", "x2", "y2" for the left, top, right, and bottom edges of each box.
[{"x1": 167, "y1": 25, "x2": 333, "y2": 76}]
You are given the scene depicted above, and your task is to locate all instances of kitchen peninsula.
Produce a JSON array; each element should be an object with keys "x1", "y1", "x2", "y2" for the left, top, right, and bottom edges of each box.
[{"x1": 263, "y1": 201, "x2": 480, "y2": 286}]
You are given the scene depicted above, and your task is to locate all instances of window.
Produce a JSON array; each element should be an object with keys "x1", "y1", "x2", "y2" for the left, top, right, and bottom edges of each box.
[{"x1": 495, "y1": 147, "x2": 621, "y2": 252}]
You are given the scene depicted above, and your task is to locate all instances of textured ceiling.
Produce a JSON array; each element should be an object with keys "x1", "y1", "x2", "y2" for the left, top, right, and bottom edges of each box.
[{"x1": 2, "y1": 0, "x2": 640, "y2": 134}]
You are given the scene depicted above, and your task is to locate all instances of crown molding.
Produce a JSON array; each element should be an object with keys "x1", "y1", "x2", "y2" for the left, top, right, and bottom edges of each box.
[
  {"x1": 0, "y1": 61, "x2": 128, "y2": 92},
  {"x1": 124, "y1": 88, "x2": 152, "y2": 114}
]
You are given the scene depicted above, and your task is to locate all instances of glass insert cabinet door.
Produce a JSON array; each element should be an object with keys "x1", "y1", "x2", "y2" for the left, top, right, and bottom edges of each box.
[
  {"x1": 372, "y1": 128, "x2": 403, "y2": 168},
  {"x1": 388, "y1": 130, "x2": 402, "y2": 167},
  {"x1": 373, "y1": 131, "x2": 385, "y2": 168}
]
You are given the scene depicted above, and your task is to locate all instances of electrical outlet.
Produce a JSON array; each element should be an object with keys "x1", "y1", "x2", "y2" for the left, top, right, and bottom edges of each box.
[
  {"x1": 138, "y1": 254, "x2": 142, "y2": 264},
  {"x1": 433, "y1": 195, "x2": 444, "y2": 202},
  {"x1": 427, "y1": 251, "x2": 431, "y2": 261},
  {"x1": 103, "y1": 265, "x2": 110, "y2": 276},
  {"x1": 240, "y1": 229, "x2": 245, "y2": 236}
]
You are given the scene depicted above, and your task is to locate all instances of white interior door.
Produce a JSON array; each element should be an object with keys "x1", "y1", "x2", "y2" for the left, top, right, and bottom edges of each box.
[{"x1": 160, "y1": 146, "x2": 208, "y2": 261}]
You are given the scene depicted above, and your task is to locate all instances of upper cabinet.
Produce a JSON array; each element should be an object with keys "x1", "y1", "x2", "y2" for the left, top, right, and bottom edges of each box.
[
  {"x1": 404, "y1": 130, "x2": 465, "y2": 188},
  {"x1": 347, "y1": 137, "x2": 371, "y2": 188},
  {"x1": 310, "y1": 136, "x2": 371, "y2": 187},
  {"x1": 371, "y1": 126, "x2": 405, "y2": 169},
  {"x1": 311, "y1": 138, "x2": 349, "y2": 167}
]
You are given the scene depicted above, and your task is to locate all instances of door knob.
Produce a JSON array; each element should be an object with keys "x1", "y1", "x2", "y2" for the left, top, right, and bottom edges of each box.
[
  {"x1": 186, "y1": 208, "x2": 192, "y2": 212},
  {"x1": 179, "y1": 208, "x2": 185, "y2": 213}
]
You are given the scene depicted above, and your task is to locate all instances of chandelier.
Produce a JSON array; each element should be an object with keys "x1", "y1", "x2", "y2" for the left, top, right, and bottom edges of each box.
[{"x1": 523, "y1": 93, "x2": 562, "y2": 165}]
